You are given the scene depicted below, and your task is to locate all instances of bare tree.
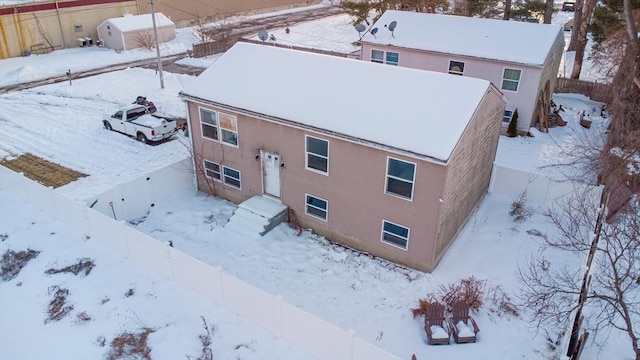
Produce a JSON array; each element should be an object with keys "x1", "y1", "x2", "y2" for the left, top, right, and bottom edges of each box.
[
  {"x1": 543, "y1": 0, "x2": 554, "y2": 23},
  {"x1": 567, "y1": 0, "x2": 598, "y2": 79},
  {"x1": 503, "y1": 0, "x2": 512, "y2": 20},
  {"x1": 133, "y1": 31, "x2": 155, "y2": 51},
  {"x1": 518, "y1": 167, "x2": 640, "y2": 360}
]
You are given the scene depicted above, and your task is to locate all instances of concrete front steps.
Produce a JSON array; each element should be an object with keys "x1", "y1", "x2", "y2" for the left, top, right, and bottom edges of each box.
[{"x1": 224, "y1": 195, "x2": 288, "y2": 238}]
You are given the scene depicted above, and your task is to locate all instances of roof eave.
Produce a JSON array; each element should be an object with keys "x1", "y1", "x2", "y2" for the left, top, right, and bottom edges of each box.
[{"x1": 178, "y1": 91, "x2": 450, "y2": 165}]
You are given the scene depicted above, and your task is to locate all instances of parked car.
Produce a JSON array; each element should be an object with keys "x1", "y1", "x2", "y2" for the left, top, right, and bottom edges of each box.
[
  {"x1": 562, "y1": 1, "x2": 575, "y2": 11},
  {"x1": 102, "y1": 104, "x2": 178, "y2": 144}
]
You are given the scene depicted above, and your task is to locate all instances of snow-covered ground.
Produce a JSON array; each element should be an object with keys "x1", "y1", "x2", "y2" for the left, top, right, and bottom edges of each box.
[
  {"x1": 0, "y1": 68, "x2": 192, "y2": 201},
  {"x1": 0, "y1": 190, "x2": 312, "y2": 359},
  {"x1": 0, "y1": 4, "x2": 633, "y2": 360}
]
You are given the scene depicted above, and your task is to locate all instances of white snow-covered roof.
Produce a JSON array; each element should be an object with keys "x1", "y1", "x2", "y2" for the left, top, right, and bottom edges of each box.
[
  {"x1": 181, "y1": 43, "x2": 494, "y2": 162},
  {"x1": 361, "y1": 10, "x2": 562, "y2": 67},
  {"x1": 105, "y1": 13, "x2": 174, "y2": 33}
]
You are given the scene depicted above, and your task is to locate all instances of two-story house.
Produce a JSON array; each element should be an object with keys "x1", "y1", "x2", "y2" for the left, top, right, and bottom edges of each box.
[
  {"x1": 360, "y1": 10, "x2": 564, "y2": 133},
  {"x1": 179, "y1": 42, "x2": 505, "y2": 272}
]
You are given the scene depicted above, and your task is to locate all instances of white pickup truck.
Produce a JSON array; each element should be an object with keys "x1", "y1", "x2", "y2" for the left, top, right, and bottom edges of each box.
[{"x1": 102, "y1": 104, "x2": 178, "y2": 144}]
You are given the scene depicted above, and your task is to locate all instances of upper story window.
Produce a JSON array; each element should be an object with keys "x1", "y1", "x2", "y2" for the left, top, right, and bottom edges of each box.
[
  {"x1": 371, "y1": 49, "x2": 399, "y2": 66},
  {"x1": 305, "y1": 135, "x2": 329, "y2": 174},
  {"x1": 199, "y1": 108, "x2": 218, "y2": 141},
  {"x1": 219, "y1": 113, "x2": 238, "y2": 146},
  {"x1": 385, "y1": 51, "x2": 399, "y2": 65},
  {"x1": 501, "y1": 68, "x2": 522, "y2": 92},
  {"x1": 381, "y1": 220, "x2": 409, "y2": 250},
  {"x1": 503, "y1": 109, "x2": 514, "y2": 123},
  {"x1": 199, "y1": 108, "x2": 238, "y2": 147},
  {"x1": 448, "y1": 61, "x2": 465, "y2": 75},
  {"x1": 385, "y1": 157, "x2": 415, "y2": 200},
  {"x1": 371, "y1": 49, "x2": 384, "y2": 63}
]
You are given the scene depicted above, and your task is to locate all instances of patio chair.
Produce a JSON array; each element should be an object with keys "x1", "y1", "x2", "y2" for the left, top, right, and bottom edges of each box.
[
  {"x1": 449, "y1": 301, "x2": 480, "y2": 343},
  {"x1": 424, "y1": 303, "x2": 451, "y2": 345}
]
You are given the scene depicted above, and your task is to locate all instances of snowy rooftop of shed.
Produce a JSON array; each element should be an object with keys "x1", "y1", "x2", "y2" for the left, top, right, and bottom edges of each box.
[
  {"x1": 180, "y1": 42, "x2": 492, "y2": 162},
  {"x1": 105, "y1": 13, "x2": 174, "y2": 33},
  {"x1": 361, "y1": 10, "x2": 562, "y2": 66}
]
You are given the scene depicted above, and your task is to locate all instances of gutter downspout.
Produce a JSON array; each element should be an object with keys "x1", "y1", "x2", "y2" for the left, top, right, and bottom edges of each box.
[{"x1": 55, "y1": 0, "x2": 66, "y2": 48}]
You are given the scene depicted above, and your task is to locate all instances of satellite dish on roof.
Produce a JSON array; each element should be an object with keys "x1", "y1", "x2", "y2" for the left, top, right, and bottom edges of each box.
[
  {"x1": 355, "y1": 23, "x2": 366, "y2": 40},
  {"x1": 258, "y1": 29, "x2": 268, "y2": 42},
  {"x1": 370, "y1": 27, "x2": 378, "y2": 38},
  {"x1": 387, "y1": 20, "x2": 397, "y2": 38}
]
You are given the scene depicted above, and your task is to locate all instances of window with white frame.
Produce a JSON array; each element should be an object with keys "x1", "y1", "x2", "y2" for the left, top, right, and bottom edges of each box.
[
  {"x1": 305, "y1": 194, "x2": 328, "y2": 221},
  {"x1": 199, "y1": 108, "x2": 218, "y2": 141},
  {"x1": 218, "y1": 113, "x2": 238, "y2": 146},
  {"x1": 385, "y1": 51, "x2": 399, "y2": 65},
  {"x1": 385, "y1": 157, "x2": 415, "y2": 200},
  {"x1": 371, "y1": 49, "x2": 384, "y2": 63},
  {"x1": 306, "y1": 135, "x2": 329, "y2": 174},
  {"x1": 503, "y1": 110, "x2": 514, "y2": 123},
  {"x1": 501, "y1": 68, "x2": 522, "y2": 92},
  {"x1": 381, "y1": 220, "x2": 409, "y2": 250},
  {"x1": 371, "y1": 49, "x2": 399, "y2": 65},
  {"x1": 448, "y1": 60, "x2": 465, "y2": 75},
  {"x1": 203, "y1": 160, "x2": 221, "y2": 181},
  {"x1": 222, "y1": 166, "x2": 241, "y2": 189}
]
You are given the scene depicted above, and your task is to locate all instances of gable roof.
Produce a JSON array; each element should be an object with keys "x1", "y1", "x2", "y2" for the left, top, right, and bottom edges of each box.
[
  {"x1": 103, "y1": 13, "x2": 174, "y2": 33},
  {"x1": 180, "y1": 42, "x2": 494, "y2": 162},
  {"x1": 360, "y1": 10, "x2": 562, "y2": 67}
]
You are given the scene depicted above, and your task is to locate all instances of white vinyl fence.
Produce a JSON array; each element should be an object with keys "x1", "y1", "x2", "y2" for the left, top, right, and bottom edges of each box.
[
  {"x1": 489, "y1": 164, "x2": 603, "y2": 207},
  {"x1": 0, "y1": 165, "x2": 399, "y2": 360},
  {"x1": 85, "y1": 158, "x2": 194, "y2": 222}
]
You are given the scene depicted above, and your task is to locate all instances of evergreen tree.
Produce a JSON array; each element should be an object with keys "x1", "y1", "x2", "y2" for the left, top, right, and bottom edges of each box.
[{"x1": 507, "y1": 109, "x2": 519, "y2": 137}]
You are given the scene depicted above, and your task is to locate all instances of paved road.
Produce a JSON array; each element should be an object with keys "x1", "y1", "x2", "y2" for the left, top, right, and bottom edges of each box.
[
  {"x1": 0, "y1": 5, "x2": 344, "y2": 93},
  {"x1": 204, "y1": 5, "x2": 344, "y2": 40}
]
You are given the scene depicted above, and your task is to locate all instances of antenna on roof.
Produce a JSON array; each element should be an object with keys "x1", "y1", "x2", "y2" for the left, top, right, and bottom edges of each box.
[
  {"x1": 370, "y1": 27, "x2": 378, "y2": 38},
  {"x1": 258, "y1": 29, "x2": 268, "y2": 42},
  {"x1": 386, "y1": 21, "x2": 397, "y2": 38}
]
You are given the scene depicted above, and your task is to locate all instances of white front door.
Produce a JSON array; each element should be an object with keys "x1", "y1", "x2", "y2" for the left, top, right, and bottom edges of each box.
[{"x1": 261, "y1": 150, "x2": 281, "y2": 198}]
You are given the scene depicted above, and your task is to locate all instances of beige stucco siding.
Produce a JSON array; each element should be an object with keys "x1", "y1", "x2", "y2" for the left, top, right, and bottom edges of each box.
[
  {"x1": 0, "y1": 1, "x2": 138, "y2": 59},
  {"x1": 434, "y1": 86, "x2": 505, "y2": 266},
  {"x1": 187, "y1": 100, "x2": 447, "y2": 272},
  {"x1": 360, "y1": 43, "x2": 544, "y2": 132}
]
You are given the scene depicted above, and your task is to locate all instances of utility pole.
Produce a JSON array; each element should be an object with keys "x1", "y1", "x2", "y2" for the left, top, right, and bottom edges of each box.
[{"x1": 150, "y1": 0, "x2": 165, "y2": 89}]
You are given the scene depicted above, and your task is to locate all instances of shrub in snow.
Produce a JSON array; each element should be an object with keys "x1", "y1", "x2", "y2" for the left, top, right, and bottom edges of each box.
[
  {"x1": 438, "y1": 276, "x2": 485, "y2": 312},
  {"x1": 510, "y1": 191, "x2": 531, "y2": 222},
  {"x1": 1, "y1": 248, "x2": 40, "y2": 281},
  {"x1": 412, "y1": 277, "x2": 520, "y2": 319},
  {"x1": 46, "y1": 285, "x2": 74, "y2": 323},
  {"x1": 410, "y1": 294, "x2": 439, "y2": 318},
  {"x1": 45, "y1": 258, "x2": 95, "y2": 277},
  {"x1": 107, "y1": 328, "x2": 155, "y2": 360}
]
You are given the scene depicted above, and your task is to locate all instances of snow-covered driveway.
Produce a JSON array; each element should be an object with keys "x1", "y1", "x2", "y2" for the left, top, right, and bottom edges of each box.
[{"x1": 0, "y1": 68, "x2": 193, "y2": 200}]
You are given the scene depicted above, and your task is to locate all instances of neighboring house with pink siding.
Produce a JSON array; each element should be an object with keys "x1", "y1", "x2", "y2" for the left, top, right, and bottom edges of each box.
[
  {"x1": 179, "y1": 42, "x2": 505, "y2": 272},
  {"x1": 360, "y1": 10, "x2": 564, "y2": 133}
]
